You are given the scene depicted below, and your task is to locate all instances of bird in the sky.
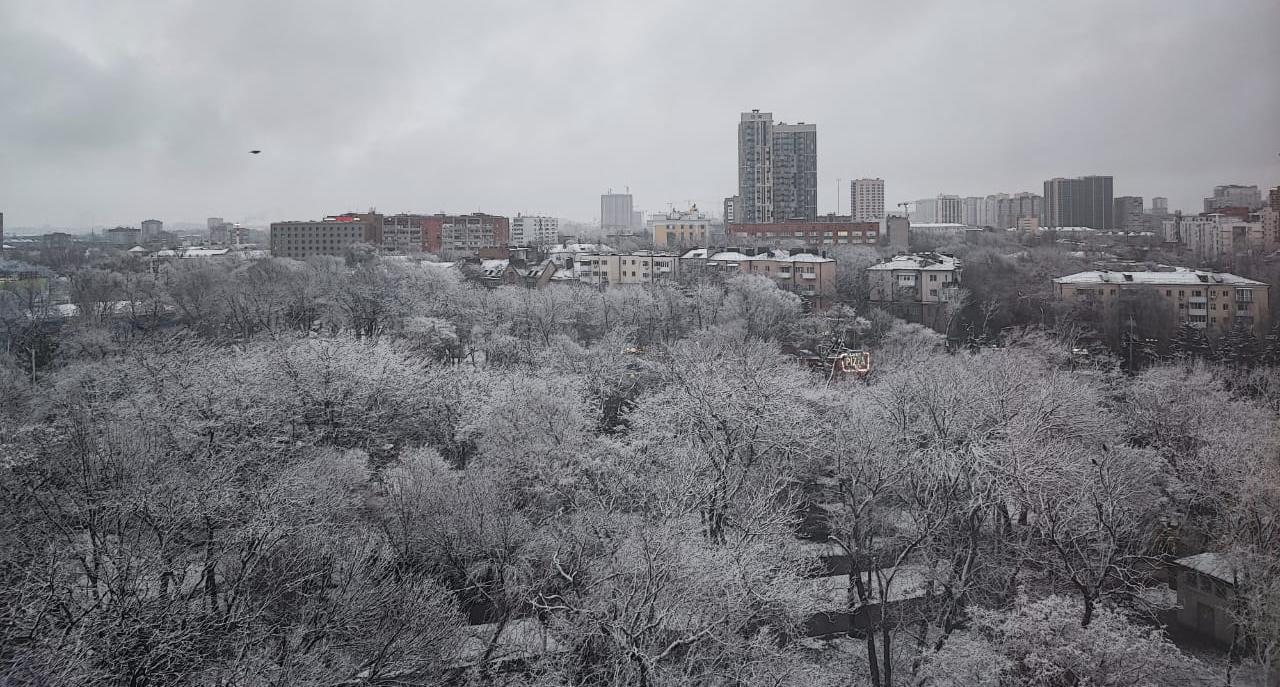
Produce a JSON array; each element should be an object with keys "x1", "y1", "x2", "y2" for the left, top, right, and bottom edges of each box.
[{"x1": 249, "y1": 150, "x2": 261, "y2": 154}]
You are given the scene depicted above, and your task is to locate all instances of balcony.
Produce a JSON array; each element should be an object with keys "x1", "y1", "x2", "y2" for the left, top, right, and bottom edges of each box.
[{"x1": 1189, "y1": 296, "x2": 1207, "y2": 304}]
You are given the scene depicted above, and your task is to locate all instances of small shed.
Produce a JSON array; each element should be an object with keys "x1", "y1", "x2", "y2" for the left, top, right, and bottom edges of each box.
[
  {"x1": 805, "y1": 565, "x2": 931, "y2": 637},
  {"x1": 1172, "y1": 552, "x2": 1238, "y2": 645}
]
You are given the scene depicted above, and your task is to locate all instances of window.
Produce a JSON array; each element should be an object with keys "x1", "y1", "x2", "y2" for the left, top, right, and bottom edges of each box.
[
  {"x1": 1166, "y1": 290, "x2": 1172, "y2": 296},
  {"x1": 929, "y1": 274, "x2": 938, "y2": 282},
  {"x1": 1193, "y1": 290, "x2": 1202, "y2": 297}
]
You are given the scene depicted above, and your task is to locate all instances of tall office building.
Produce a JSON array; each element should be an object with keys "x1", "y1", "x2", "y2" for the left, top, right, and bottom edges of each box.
[
  {"x1": 736, "y1": 110, "x2": 817, "y2": 223},
  {"x1": 601, "y1": 192, "x2": 634, "y2": 231},
  {"x1": 0, "y1": 212, "x2": 4, "y2": 255},
  {"x1": 1043, "y1": 176, "x2": 1114, "y2": 230},
  {"x1": 851, "y1": 178, "x2": 885, "y2": 222},
  {"x1": 1113, "y1": 196, "x2": 1145, "y2": 232}
]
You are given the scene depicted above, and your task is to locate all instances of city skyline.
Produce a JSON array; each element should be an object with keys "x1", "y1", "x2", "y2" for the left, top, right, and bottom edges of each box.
[{"x1": 1, "y1": 0, "x2": 1278, "y2": 229}]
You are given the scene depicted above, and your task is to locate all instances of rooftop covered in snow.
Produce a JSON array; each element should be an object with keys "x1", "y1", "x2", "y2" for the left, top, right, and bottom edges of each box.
[
  {"x1": 868, "y1": 253, "x2": 960, "y2": 272},
  {"x1": 1053, "y1": 269, "x2": 1265, "y2": 286},
  {"x1": 1174, "y1": 552, "x2": 1237, "y2": 584}
]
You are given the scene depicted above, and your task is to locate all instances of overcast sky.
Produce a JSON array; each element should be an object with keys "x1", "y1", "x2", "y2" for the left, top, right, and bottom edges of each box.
[{"x1": 2, "y1": 0, "x2": 1278, "y2": 230}]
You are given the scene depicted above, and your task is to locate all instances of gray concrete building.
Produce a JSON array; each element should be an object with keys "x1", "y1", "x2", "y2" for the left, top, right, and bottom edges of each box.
[
  {"x1": 1203, "y1": 185, "x2": 1263, "y2": 212},
  {"x1": 1043, "y1": 175, "x2": 1114, "y2": 230},
  {"x1": 1113, "y1": 196, "x2": 1145, "y2": 232},
  {"x1": 996, "y1": 192, "x2": 1043, "y2": 229},
  {"x1": 737, "y1": 110, "x2": 817, "y2": 223},
  {"x1": 600, "y1": 192, "x2": 634, "y2": 232}
]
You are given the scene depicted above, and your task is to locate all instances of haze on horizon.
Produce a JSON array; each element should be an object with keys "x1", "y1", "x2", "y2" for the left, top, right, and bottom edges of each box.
[{"x1": 1, "y1": 0, "x2": 1277, "y2": 230}]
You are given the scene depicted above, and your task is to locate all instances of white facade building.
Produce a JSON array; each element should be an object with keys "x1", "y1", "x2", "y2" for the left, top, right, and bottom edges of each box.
[
  {"x1": 1164, "y1": 214, "x2": 1266, "y2": 260},
  {"x1": 510, "y1": 215, "x2": 559, "y2": 247},
  {"x1": 914, "y1": 195, "x2": 962, "y2": 224},
  {"x1": 851, "y1": 178, "x2": 885, "y2": 222},
  {"x1": 961, "y1": 197, "x2": 989, "y2": 227}
]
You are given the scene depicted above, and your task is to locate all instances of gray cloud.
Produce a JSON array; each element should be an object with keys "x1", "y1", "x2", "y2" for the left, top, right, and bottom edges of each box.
[{"x1": 1, "y1": 0, "x2": 1277, "y2": 229}]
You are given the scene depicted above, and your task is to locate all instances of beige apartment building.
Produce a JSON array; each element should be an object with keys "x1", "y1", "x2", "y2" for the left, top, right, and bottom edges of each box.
[
  {"x1": 1053, "y1": 269, "x2": 1269, "y2": 336},
  {"x1": 651, "y1": 207, "x2": 711, "y2": 249},
  {"x1": 867, "y1": 253, "x2": 962, "y2": 329},
  {"x1": 574, "y1": 251, "x2": 681, "y2": 286},
  {"x1": 680, "y1": 248, "x2": 836, "y2": 306},
  {"x1": 867, "y1": 252, "x2": 960, "y2": 300}
]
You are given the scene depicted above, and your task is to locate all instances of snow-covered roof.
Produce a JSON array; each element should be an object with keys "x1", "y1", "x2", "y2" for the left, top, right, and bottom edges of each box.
[
  {"x1": 868, "y1": 253, "x2": 959, "y2": 272},
  {"x1": 687, "y1": 249, "x2": 834, "y2": 264},
  {"x1": 153, "y1": 248, "x2": 231, "y2": 258},
  {"x1": 480, "y1": 259, "x2": 509, "y2": 277},
  {"x1": 1054, "y1": 269, "x2": 1265, "y2": 286},
  {"x1": 813, "y1": 565, "x2": 931, "y2": 608},
  {"x1": 421, "y1": 261, "x2": 458, "y2": 269},
  {"x1": 548, "y1": 242, "x2": 613, "y2": 254},
  {"x1": 456, "y1": 618, "x2": 564, "y2": 666},
  {"x1": 127, "y1": 245, "x2": 149, "y2": 253},
  {"x1": 1175, "y1": 553, "x2": 1236, "y2": 584},
  {"x1": 910, "y1": 223, "x2": 972, "y2": 229}
]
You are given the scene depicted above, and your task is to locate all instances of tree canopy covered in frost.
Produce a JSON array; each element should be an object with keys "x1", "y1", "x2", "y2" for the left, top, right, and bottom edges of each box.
[{"x1": 0, "y1": 255, "x2": 1277, "y2": 686}]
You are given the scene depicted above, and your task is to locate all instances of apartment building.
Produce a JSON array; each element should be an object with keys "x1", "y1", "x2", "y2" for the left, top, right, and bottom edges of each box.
[
  {"x1": 270, "y1": 215, "x2": 383, "y2": 259},
  {"x1": 727, "y1": 216, "x2": 879, "y2": 246},
  {"x1": 423, "y1": 213, "x2": 510, "y2": 257},
  {"x1": 601, "y1": 192, "x2": 635, "y2": 231},
  {"x1": 651, "y1": 207, "x2": 710, "y2": 248},
  {"x1": 1044, "y1": 176, "x2": 1114, "y2": 230},
  {"x1": 680, "y1": 248, "x2": 836, "y2": 304},
  {"x1": 510, "y1": 214, "x2": 559, "y2": 247},
  {"x1": 1204, "y1": 185, "x2": 1263, "y2": 213},
  {"x1": 1163, "y1": 214, "x2": 1266, "y2": 261},
  {"x1": 737, "y1": 110, "x2": 818, "y2": 222},
  {"x1": 571, "y1": 251, "x2": 681, "y2": 286},
  {"x1": 1113, "y1": 196, "x2": 1145, "y2": 232},
  {"x1": 851, "y1": 178, "x2": 885, "y2": 222},
  {"x1": 1053, "y1": 269, "x2": 1269, "y2": 336},
  {"x1": 867, "y1": 253, "x2": 961, "y2": 303},
  {"x1": 914, "y1": 195, "x2": 962, "y2": 224},
  {"x1": 383, "y1": 213, "x2": 426, "y2": 254}
]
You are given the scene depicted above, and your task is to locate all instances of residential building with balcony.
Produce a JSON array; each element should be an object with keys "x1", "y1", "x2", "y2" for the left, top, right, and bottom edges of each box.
[
  {"x1": 423, "y1": 213, "x2": 510, "y2": 257},
  {"x1": 570, "y1": 251, "x2": 681, "y2": 286},
  {"x1": 1162, "y1": 213, "x2": 1266, "y2": 261},
  {"x1": 651, "y1": 207, "x2": 711, "y2": 249},
  {"x1": 1053, "y1": 269, "x2": 1269, "y2": 336},
  {"x1": 510, "y1": 214, "x2": 559, "y2": 247},
  {"x1": 867, "y1": 253, "x2": 962, "y2": 327},
  {"x1": 680, "y1": 248, "x2": 836, "y2": 306}
]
